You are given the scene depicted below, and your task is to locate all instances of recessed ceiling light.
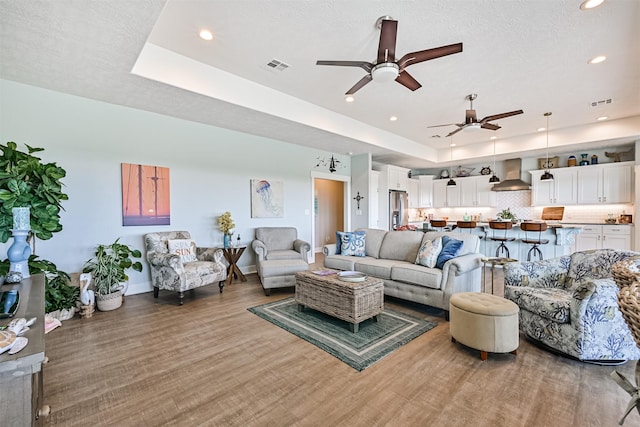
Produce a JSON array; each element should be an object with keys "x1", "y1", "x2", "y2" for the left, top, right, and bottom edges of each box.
[
  {"x1": 597, "y1": 116, "x2": 609, "y2": 121},
  {"x1": 389, "y1": 116, "x2": 398, "y2": 121},
  {"x1": 199, "y1": 29, "x2": 213, "y2": 41},
  {"x1": 490, "y1": 136, "x2": 497, "y2": 140},
  {"x1": 588, "y1": 55, "x2": 607, "y2": 64},
  {"x1": 580, "y1": 0, "x2": 604, "y2": 10},
  {"x1": 537, "y1": 127, "x2": 546, "y2": 132},
  {"x1": 345, "y1": 95, "x2": 354, "y2": 103}
]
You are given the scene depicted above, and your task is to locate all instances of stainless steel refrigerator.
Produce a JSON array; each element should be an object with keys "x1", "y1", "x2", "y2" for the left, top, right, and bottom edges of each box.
[{"x1": 389, "y1": 190, "x2": 408, "y2": 230}]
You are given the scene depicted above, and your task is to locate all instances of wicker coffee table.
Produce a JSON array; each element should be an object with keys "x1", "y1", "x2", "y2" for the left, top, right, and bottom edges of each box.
[{"x1": 294, "y1": 270, "x2": 384, "y2": 333}]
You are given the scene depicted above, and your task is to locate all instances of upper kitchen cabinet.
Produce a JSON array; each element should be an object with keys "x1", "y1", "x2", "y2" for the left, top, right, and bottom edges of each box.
[
  {"x1": 433, "y1": 179, "x2": 461, "y2": 207},
  {"x1": 418, "y1": 175, "x2": 434, "y2": 208},
  {"x1": 460, "y1": 176, "x2": 497, "y2": 207},
  {"x1": 382, "y1": 165, "x2": 410, "y2": 191},
  {"x1": 577, "y1": 161, "x2": 633, "y2": 205},
  {"x1": 530, "y1": 167, "x2": 578, "y2": 206},
  {"x1": 408, "y1": 178, "x2": 420, "y2": 208}
]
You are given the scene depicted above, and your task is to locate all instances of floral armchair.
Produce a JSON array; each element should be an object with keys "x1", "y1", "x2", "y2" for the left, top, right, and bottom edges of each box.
[
  {"x1": 144, "y1": 231, "x2": 227, "y2": 305},
  {"x1": 504, "y1": 249, "x2": 640, "y2": 362}
]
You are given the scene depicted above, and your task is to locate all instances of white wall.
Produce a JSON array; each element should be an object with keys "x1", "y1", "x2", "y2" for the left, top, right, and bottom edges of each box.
[{"x1": 0, "y1": 79, "x2": 349, "y2": 294}]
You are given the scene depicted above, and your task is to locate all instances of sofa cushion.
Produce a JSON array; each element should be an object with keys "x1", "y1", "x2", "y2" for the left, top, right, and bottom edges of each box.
[
  {"x1": 423, "y1": 231, "x2": 479, "y2": 256},
  {"x1": 378, "y1": 231, "x2": 424, "y2": 262},
  {"x1": 338, "y1": 231, "x2": 366, "y2": 257},
  {"x1": 505, "y1": 286, "x2": 571, "y2": 324},
  {"x1": 390, "y1": 263, "x2": 443, "y2": 290},
  {"x1": 323, "y1": 254, "x2": 360, "y2": 271},
  {"x1": 266, "y1": 249, "x2": 303, "y2": 261},
  {"x1": 415, "y1": 237, "x2": 442, "y2": 268},
  {"x1": 167, "y1": 239, "x2": 197, "y2": 263},
  {"x1": 436, "y1": 236, "x2": 463, "y2": 269},
  {"x1": 255, "y1": 227, "x2": 297, "y2": 251},
  {"x1": 354, "y1": 258, "x2": 399, "y2": 280},
  {"x1": 357, "y1": 228, "x2": 387, "y2": 258}
]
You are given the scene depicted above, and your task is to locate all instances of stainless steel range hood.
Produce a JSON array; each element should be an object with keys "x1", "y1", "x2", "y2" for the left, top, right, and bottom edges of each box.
[{"x1": 491, "y1": 158, "x2": 531, "y2": 191}]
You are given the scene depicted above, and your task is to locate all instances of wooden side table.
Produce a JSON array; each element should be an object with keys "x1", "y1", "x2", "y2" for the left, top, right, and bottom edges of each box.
[{"x1": 221, "y1": 246, "x2": 247, "y2": 287}]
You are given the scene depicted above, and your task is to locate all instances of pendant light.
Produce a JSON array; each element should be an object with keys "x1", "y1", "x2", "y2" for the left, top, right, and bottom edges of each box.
[
  {"x1": 447, "y1": 140, "x2": 456, "y2": 186},
  {"x1": 540, "y1": 112, "x2": 554, "y2": 181},
  {"x1": 489, "y1": 138, "x2": 500, "y2": 183}
]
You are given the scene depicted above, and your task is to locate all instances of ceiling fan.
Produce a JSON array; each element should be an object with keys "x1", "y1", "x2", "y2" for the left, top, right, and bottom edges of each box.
[
  {"x1": 316, "y1": 16, "x2": 463, "y2": 95},
  {"x1": 429, "y1": 94, "x2": 524, "y2": 137}
]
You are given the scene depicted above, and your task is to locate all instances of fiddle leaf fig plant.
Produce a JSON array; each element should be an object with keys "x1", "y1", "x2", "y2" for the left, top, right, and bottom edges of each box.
[{"x1": 0, "y1": 141, "x2": 68, "y2": 243}]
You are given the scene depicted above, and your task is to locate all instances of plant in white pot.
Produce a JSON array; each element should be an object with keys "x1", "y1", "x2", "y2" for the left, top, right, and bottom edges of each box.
[{"x1": 83, "y1": 238, "x2": 143, "y2": 311}]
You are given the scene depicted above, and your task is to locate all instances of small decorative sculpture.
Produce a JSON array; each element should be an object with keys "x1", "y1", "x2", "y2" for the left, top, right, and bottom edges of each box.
[
  {"x1": 605, "y1": 148, "x2": 633, "y2": 162},
  {"x1": 79, "y1": 273, "x2": 95, "y2": 306}
]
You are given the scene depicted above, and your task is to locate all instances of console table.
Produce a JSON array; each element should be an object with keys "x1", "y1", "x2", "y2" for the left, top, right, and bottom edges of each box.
[{"x1": 0, "y1": 274, "x2": 48, "y2": 426}]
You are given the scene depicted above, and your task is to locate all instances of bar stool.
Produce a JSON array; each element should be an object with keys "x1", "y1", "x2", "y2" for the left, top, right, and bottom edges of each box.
[
  {"x1": 430, "y1": 219, "x2": 447, "y2": 231},
  {"x1": 489, "y1": 221, "x2": 515, "y2": 257},
  {"x1": 520, "y1": 222, "x2": 549, "y2": 261},
  {"x1": 456, "y1": 221, "x2": 477, "y2": 233}
]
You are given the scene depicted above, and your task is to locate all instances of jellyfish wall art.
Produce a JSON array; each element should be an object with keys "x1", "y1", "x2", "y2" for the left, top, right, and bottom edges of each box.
[{"x1": 251, "y1": 179, "x2": 284, "y2": 218}]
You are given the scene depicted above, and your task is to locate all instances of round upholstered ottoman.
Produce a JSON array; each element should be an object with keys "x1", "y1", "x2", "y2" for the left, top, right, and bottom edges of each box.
[{"x1": 449, "y1": 292, "x2": 519, "y2": 361}]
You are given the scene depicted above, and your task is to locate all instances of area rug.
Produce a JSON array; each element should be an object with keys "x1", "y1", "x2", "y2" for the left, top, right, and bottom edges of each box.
[{"x1": 248, "y1": 297, "x2": 437, "y2": 371}]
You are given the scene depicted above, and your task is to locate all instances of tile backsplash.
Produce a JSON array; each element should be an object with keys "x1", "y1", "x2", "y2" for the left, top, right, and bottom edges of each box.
[{"x1": 409, "y1": 190, "x2": 633, "y2": 223}]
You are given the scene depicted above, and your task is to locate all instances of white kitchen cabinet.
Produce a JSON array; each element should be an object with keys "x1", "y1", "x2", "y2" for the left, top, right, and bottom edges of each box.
[
  {"x1": 368, "y1": 171, "x2": 380, "y2": 228},
  {"x1": 577, "y1": 162, "x2": 633, "y2": 205},
  {"x1": 383, "y1": 165, "x2": 410, "y2": 191},
  {"x1": 460, "y1": 176, "x2": 496, "y2": 207},
  {"x1": 530, "y1": 167, "x2": 578, "y2": 206},
  {"x1": 418, "y1": 175, "x2": 434, "y2": 207},
  {"x1": 574, "y1": 224, "x2": 631, "y2": 251},
  {"x1": 408, "y1": 178, "x2": 420, "y2": 208},
  {"x1": 432, "y1": 179, "x2": 460, "y2": 207}
]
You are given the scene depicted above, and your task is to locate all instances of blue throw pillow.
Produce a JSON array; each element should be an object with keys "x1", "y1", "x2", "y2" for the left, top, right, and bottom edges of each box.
[
  {"x1": 337, "y1": 231, "x2": 366, "y2": 257},
  {"x1": 435, "y1": 236, "x2": 463, "y2": 269}
]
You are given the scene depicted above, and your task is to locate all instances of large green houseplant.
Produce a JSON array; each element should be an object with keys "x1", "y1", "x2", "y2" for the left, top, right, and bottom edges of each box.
[
  {"x1": 0, "y1": 141, "x2": 68, "y2": 244},
  {"x1": 83, "y1": 238, "x2": 143, "y2": 311}
]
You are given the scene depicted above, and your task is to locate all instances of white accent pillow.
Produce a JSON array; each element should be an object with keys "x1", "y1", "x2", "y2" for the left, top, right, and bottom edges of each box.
[
  {"x1": 167, "y1": 239, "x2": 197, "y2": 263},
  {"x1": 415, "y1": 237, "x2": 442, "y2": 268}
]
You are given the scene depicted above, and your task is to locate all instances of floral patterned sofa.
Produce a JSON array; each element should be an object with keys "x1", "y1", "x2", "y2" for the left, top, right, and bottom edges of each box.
[{"x1": 504, "y1": 249, "x2": 640, "y2": 361}]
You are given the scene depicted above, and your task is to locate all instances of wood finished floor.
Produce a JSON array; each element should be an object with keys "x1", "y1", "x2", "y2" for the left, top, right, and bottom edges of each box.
[{"x1": 43, "y1": 260, "x2": 636, "y2": 426}]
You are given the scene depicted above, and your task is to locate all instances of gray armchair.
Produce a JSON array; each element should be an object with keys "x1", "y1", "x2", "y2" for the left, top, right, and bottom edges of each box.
[
  {"x1": 144, "y1": 231, "x2": 227, "y2": 305},
  {"x1": 251, "y1": 227, "x2": 310, "y2": 295}
]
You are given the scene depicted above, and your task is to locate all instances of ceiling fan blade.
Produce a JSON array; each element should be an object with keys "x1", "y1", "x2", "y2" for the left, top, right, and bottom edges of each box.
[
  {"x1": 395, "y1": 70, "x2": 421, "y2": 91},
  {"x1": 377, "y1": 19, "x2": 398, "y2": 63},
  {"x1": 480, "y1": 110, "x2": 524, "y2": 123},
  {"x1": 345, "y1": 75, "x2": 373, "y2": 95},
  {"x1": 316, "y1": 60, "x2": 373, "y2": 72},
  {"x1": 397, "y1": 42, "x2": 463, "y2": 69},
  {"x1": 481, "y1": 123, "x2": 501, "y2": 131},
  {"x1": 446, "y1": 126, "x2": 465, "y2": 137},
  {"x1": 427, "y1": 123, "x2": 461, "y2": 128},
  {"x1": 465, "y1": 109, "x2": 477, "y2": 124}
]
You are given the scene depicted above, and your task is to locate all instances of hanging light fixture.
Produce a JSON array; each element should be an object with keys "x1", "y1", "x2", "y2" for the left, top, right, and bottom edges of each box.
[
  {"x1": 447, "y1": 140, "x2": 457, "y2": 186},
  {"x1": 489, "y1": 137, "x2": 500, "y2": 183},
  {"x1": 541, "y1": 112, "x2": 554, "y2": 181}
]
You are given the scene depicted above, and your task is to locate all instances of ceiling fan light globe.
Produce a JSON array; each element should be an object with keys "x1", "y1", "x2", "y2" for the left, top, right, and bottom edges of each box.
[
  {"x1": 464, "y1": 123, "x2": 482, "y2": 132},
  {"x1": 371, "y1": 63, "x2": 399, "y2": 83}
]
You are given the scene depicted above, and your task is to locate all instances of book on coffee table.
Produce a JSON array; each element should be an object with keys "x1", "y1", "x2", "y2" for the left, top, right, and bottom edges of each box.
[{"x1": 311, "y1": 269, "x2": 337, "y2": 276}]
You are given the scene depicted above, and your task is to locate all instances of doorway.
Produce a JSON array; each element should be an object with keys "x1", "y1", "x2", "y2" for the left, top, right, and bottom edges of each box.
[{"x1": 311, "y1": 172, "x2": 350, "y2": 263}]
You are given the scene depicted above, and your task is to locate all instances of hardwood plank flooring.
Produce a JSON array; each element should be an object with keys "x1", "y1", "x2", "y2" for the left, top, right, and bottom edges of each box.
[{"x1": 42, "y1": 258, "x2": 636, "y2": 426}]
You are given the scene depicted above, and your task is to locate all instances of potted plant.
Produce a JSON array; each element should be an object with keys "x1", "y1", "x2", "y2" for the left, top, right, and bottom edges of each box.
[
  {"x1": 0, "y1": 141, "x2": 68, "y2": 244},
  {"x1": 83, "y1": 238, "x2": 143, "y2": 311},
  {"x1": 497, "y1": 208, "x2": 518, "y2": 224},
  {"x1": 0, "y1": 255, "x2": 78, "y2": 320}
]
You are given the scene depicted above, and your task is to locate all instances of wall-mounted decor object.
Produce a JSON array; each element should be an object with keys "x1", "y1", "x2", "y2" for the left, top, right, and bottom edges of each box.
[
  {"x1": 251, "y1": 179, "x2": 284, "y2": 218},
  {"x1": 353, "y1": 192, "x2": 364, "y2": 209},
  {"x1": 537, "y1": 156, "x2": 559, "y2": 170},
  {"x1": 315, "y1": 155, "x2": 345, "y2": 173},
  {"x1": 122, "y1": 163, "x2": 170, "y2": 226}
]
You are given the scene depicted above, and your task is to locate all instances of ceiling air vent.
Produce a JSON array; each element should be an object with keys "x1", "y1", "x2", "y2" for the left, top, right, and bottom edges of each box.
[
  {"x1": 266, "y1": 59, "x2": 290, "y2": 71},
  {"x1": 590, "y1": 98, "x2": 612, "y2": 107}
]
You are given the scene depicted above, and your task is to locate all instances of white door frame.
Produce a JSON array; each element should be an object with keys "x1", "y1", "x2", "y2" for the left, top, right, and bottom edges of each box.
[{"x1": 310, "y1": 171, "x2": 351, "y2": 264}]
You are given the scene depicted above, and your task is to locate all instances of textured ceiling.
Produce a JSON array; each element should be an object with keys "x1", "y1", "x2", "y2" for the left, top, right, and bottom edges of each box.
[{"x1": 1, "y1": 0, "x2": 639, "y2": 169}]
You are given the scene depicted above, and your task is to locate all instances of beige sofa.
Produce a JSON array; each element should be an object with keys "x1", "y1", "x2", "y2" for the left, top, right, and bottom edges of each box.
[{"x1": 323, "y1": 229, "x2": 483, "y2": 318}]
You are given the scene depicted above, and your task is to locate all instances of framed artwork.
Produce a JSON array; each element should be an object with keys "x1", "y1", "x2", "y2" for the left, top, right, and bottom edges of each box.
[
  {"x1": 251, "y1": 179, "x2": 284, "y2": 218},
  {"x1": 121, "y1": 163, "x2": 170, "y2": 226}
]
